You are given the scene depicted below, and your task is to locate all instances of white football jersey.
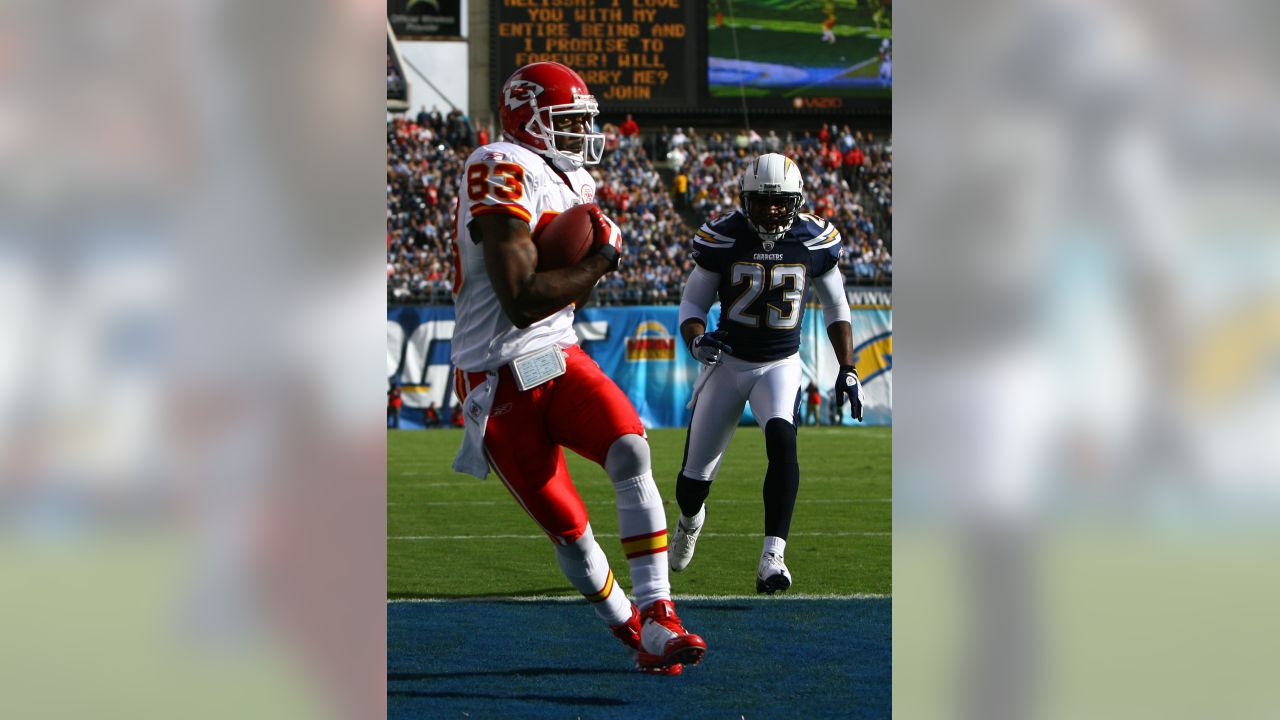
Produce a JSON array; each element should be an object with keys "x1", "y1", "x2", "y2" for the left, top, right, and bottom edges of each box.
[{"x1": 450, "y1": 141, "x2": 597, "y2": 372}]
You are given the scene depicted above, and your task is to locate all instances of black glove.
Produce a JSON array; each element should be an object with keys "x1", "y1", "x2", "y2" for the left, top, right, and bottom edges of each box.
[
  {"x1": 835, "y1": 364, "x2": 864, "y2": 422},
  {"x1": 690, "y1": 331, "x2": 733, "y2": 366}
]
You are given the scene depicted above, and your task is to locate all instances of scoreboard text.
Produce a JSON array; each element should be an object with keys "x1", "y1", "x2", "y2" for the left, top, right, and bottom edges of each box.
[{"x1": 493, "y1": 0, "x2": 699, "y2": 109}]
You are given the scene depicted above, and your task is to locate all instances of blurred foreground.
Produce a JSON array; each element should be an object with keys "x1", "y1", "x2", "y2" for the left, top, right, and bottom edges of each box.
[
  {"x1": 0, "y1": 0, "x2": 385, "y2": 717},
  {"x1": 898, "y1": 0, "x2": 1280, "y2": 718}
]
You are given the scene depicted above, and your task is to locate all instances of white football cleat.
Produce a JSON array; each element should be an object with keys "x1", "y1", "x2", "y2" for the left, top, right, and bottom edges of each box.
[
  {"x1": 756, "y1": 552, "x2": 792, "y2": 594},
  {"x1": 668, "y1": 506, "x2": 705, "y2": 572}
]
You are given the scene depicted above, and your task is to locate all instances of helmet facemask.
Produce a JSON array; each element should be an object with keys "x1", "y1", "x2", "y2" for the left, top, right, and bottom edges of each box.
[
  {"x1": 738, "y1": 153, "x2": 805, "y2": 242},
  {"x1": 526, "y1": 96, "x2": 604, "y2": 171},
  {"x1": 742, "y1": 191, "x2": 802, "y2": 242}
]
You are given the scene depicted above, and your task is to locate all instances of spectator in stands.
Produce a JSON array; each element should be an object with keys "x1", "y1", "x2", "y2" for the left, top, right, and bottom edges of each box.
[
  {"x1": 872, "y1": 238, "x2": 892, "y2": 281},
  {"x1": 673, "y1": 172, "x2": 689, "y2": 210},
  {"x1": 670, "y1": 127, "x2": 689, "y2": 148},
  {"x1": 842, "y1": 143, "x2": 864, "y2": 187},
  {"x1": 853, "y1": 240, "x2": 875, "y2": 281},
  {"x1": 838, "y1": 125, "x2": 856, "y2": 151},
  {"x1": 619, "y1": 114, "x2": 640, "y2": 144},
  {"x1": 602, "y1": 122, "x2": 622, "y2": 152}
]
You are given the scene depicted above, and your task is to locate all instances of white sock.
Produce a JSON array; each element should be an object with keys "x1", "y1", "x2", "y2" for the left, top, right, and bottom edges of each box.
[
  {"x1": 554, "y1": 524, "x2": 632, "y2": 626},
  {"x1": 605, "y1": 435, "x2": 671, "y2": 610},
  {"x1": 763, "y1": 535, "x2": 787, "y2": 558},
  {"x1": 614, "y1": 472, "x2": 671, "y2": 610},
  {"x1": 680, "y1": 505, "x2": 706, "y2": 531}
]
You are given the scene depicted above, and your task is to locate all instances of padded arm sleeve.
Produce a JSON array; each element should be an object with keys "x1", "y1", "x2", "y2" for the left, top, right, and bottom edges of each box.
[
  {"x1": 814, "y1": 267, "x2": 852, "y2": 327},
  {"x1": 678, "y1": 265, "x2": 720, "y2": 326}
]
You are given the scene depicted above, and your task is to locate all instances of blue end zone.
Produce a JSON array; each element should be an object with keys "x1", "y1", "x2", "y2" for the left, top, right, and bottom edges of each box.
[{"x1": 389, "y1": 597, "x2": 890, "y2": 719}]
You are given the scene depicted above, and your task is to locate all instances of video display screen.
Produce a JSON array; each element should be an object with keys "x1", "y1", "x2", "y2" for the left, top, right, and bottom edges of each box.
[{"x1": 707, "y1": 0, "x2": 891, "y2": 105}]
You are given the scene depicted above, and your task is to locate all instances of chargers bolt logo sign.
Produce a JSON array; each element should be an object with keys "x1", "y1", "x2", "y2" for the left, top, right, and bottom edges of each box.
[
  {"x1": 854, "y1": 332, "x2": 893, "y2": 384},
  {"x1": 625, "y1": 321, "x2": 676, "y2": 361}
]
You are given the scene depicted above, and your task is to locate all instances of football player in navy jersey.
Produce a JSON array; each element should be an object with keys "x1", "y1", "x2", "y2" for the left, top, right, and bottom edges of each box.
[{"x1": 670, "y1": 153, "x2": 865, "y2": 593}]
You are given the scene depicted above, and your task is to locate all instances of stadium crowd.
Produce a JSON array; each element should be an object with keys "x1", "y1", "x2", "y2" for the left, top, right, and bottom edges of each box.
[{"x1": 387, "y1": 109, "x2": 891, "y2": 304}]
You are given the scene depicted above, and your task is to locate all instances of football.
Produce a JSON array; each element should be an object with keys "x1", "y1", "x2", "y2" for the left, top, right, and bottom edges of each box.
[{"x1": 533, "y1": 203, "x2": 596, "y2": 271}]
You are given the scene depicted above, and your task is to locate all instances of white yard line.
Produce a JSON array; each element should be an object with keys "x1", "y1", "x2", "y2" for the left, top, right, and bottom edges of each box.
[{"x1": 389, "y1": 593, "x2": 889, "y2": 603}]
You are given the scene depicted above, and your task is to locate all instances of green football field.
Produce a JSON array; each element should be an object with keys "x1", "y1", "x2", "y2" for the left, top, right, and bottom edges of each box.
[{"x1": 388, "y1": 426, "x2": 891, "y2": 598}]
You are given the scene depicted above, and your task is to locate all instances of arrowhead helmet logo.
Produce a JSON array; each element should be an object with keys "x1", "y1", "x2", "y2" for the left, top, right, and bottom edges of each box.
[{"x1": 504, "y1": 80, "x2": 544, "y2": 110}]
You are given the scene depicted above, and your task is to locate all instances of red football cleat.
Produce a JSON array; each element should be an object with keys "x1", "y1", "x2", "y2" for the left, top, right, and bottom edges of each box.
[
  {"x1": 610, "y1": 604, "x2": 643, "y2": 651},
  {"x1": 611, "y1": 604, "x2": 683, "y2": 675},
  {"x1": 637, "y1": 599, "x2": 707, "y2": 670}
]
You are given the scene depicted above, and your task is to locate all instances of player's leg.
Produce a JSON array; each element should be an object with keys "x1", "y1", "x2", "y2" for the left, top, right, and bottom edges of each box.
[
  {"x1": 604, "y1": 433, "x2": 707, "y2": 670},
  {"x1": 480, "y1": 376, "x2": 635, "y2": 634},
  {"x1": 746, "y1": 356, "x2": 804, "y2": 593},
  {"x1": 549, "y1": 347, "x2": 705, "y2": 670},
  {"x1": 672, "y1": 362, "x2": 747, "y2": 571},
  {"x1": 547, "y1": 348, "x2": 668, "y2": 607}
]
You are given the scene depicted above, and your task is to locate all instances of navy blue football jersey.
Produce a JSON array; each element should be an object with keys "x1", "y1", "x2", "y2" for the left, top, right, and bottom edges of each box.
[{"x1": 691, "y1": 210, "x2": 842, "y2": 362}]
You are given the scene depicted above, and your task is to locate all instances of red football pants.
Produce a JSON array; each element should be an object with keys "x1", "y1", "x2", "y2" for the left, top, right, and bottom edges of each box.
[{"x1": 455, "y1": 345, "x2": 645, "y2": 544}]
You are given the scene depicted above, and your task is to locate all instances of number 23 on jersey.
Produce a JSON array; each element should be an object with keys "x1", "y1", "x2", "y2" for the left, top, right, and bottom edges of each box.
[{"x1": 727, "y1": 263, "x2": 806, "y2": 330}]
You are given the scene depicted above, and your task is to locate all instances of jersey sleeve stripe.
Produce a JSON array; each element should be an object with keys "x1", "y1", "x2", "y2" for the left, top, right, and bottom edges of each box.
[
  {"x1": 804, "y1": 225, "x2": 836, "y2": 245},
  {"x1": 694, "y1": 229, "x2": 734, "y2": 247},
  {"x1": 700, "y1": 225, "x2": 737, "y2": 245},
  {"x1": 805, "y1": 227, "x2": 842, "y2": 249},
  {"x1": 471, "y1": 203, "x2": 533, "y2": 223}
]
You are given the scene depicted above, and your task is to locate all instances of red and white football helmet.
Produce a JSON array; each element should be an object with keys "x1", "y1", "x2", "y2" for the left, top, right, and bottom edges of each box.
[{"x1": 500, "y1": 62, "x2": 605, "y2": 171}]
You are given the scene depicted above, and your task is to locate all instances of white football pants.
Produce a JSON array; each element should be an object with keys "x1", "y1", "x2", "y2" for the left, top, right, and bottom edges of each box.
[{"x1": 682, "y1": 353, "x2": 803, "y2": 482}]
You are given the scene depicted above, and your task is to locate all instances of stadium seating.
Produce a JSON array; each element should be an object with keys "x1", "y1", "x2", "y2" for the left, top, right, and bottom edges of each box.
[{"x1": 387, "y1": 117, "x2": 892, "y2": 304}]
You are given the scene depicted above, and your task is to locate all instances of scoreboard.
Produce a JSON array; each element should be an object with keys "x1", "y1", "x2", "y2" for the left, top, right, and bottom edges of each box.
[
  {"x1": 493, "y1": 0, "x2": 700, "y2": 112},
  {"x1": 490, "y1": 0, "x2": 891, "y2": 116}
]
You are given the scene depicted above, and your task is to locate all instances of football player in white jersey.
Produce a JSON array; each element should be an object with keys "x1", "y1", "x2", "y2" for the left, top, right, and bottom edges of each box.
[
  {"x1": 670, "y1": 153, "x2": 865, "y2": 593},
  {"x1": 448, "y1": 61, "x2": 705, "y2": 674}
]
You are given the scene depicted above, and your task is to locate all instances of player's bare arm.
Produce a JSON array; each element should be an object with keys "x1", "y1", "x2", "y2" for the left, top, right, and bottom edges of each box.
[
  {"x1": 813, "y1": 262, "x2": 863, "y2": 420},
  {"x1": 826, "y1": 320, "x2": 855, "y2": 367},
  {"x1": 475, "y1": 213, "x2": 612, "y2": 329},
  {"x1": 678, "y1": 264, "x2": 730, "y2": 364},
  {"x1": 679, "y1": 318, "x2": 706, "y2": 350}
]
